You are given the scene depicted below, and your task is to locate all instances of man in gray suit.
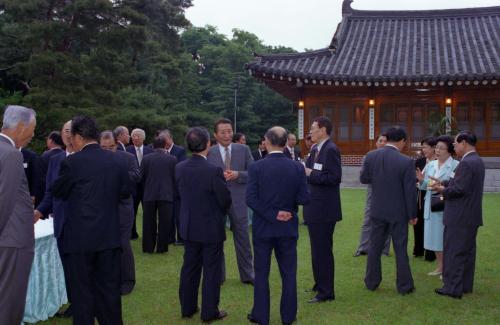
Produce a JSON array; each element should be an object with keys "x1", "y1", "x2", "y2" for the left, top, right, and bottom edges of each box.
[
  {"x1": 207, "y1": 118, "x2": 254, "y2": 284},
  {"x1": 354, "y1": 134, "x2": 391, "y2": 257},
  {"x1": 0, "y1": 105, "x2": 37, "y2": 325},
  {"x1": 431, "y1": 131, "x2": 485, "y2": 299},
  {"x1": 360, "y1": 127, "x2": 417, "y2": 295}
]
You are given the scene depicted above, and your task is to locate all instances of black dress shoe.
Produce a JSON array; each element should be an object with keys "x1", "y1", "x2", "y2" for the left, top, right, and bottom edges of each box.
[
  {"x1": 435, "y1": 288, "x2": 462, "y2": 299},
  {"x1": 400, "y1": 287, "x2": 415, "y2": 295},
  {"x1": 182, "y1": 307, "x2": 199, "y2": 318},
  {"x1": 242, "y1": 280, "x2": 254, "y2": 286},
  {"x1": 304, "y1": 287, "x2": 318, "y2": 293},
  {"x1": 131, "y1": 234, "x2": 139, "y2": 240},
  {"x1": 55, "y1": 305, "x2": 73, "y2": 318},
  {"x1": 353, "y1": 251, "x2": 367, "y2": 257},
  {"x1": 247, "y1": 313, "x2": 259, "y2": 323},
  {"x1": 308, "y1": 295, "x2": 335, "y2": 303},
  {"x1": 203, "y1": 310, "x2": 228, "y2": 323},
  {"x1": 283, "y1": 321, "x2": 296, "y2": 325}
]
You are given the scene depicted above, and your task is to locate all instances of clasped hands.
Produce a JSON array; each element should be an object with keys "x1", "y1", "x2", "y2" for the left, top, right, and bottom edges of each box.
[
  {"x1": 223, "y1": 169, "x2": 239, "y2": 181},
  {"x1": 428, "y1": 176, "x2": 445, "y2": 193},
  {"x1": 276, "y1": 210, "x2": 292, "y2": 222}
]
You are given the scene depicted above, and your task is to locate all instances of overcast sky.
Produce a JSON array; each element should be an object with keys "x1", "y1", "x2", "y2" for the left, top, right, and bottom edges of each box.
[{"x1": 186, "y1": 0, "x2": 500, "y2": 51}]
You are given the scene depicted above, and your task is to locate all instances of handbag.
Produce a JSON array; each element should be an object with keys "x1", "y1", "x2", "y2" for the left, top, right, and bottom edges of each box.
[{"x1": 430, "y1": 193, "x2": 444, "y2": 212}]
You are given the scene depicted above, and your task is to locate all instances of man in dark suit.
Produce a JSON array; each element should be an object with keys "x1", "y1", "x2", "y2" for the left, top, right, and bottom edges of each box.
[
  {"x1": 283, "y1": 133, "x2": 302, "y2": 162},
  {"x1": 0, "y1": 105, "x2": 36, "y2": 325},
  {"x1": 207, "y1": 118, "x2": 254, "y2": 285},
  {"x1": 177, "y1": 127, "x2": 231, "y2": 323},
  {"x1": 52, "y1": 116, "x2": 129, "y2": 324},
  {"x1": 303, "y1": 116, "x2": 342, "y2": 303},
  {"x1": 140, "y1": 134, "x2": 177, "y2": 253},
  {"x1": 100, "y1": 130, "x2": 141, "y2": 295},
  {"x1": 159, "y1": 129, "x2": 187, "y2": 245},
  {"x1": 431, "y1": 131, "x2": 485, "y2": 299},
  {"x1": 114, "y1": 125, "x2": 130, "y2": 151},
  {"x1": 35, "y1": 120, "x2": 75, "y2": 317},
  {"x1": 21, "y1": 147, "x2": 44, "y2": 206},
  {"x1": 41, "y1": 131, "x2": 65, "y2": 168},
  {"x1": 360, "y1": 127, "x2": 417, "y2": 295},
  {"x1": 126, "y1": 128, "x2": 154, "y2": 239},
  {"x1": 252, "y1": 136, "x2": 267, "y2": 161},
  {"x1": 246, "y1": 126, "x2": 309, "y2": 325}
]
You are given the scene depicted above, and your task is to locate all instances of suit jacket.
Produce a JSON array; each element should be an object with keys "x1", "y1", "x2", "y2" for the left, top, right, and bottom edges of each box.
[
  {"x1": 252, "y1": 149, "x2": 267, "y2": 162},
  {"x1": 117, "y1": 141, "x2": 127, "y2": 151},
  {"x1": 283, "y1": 146, "x2": 302, "y2": 161},
  {"x1": 52, "y1": 144, "x2": 130, "y2": 253},
  {"x1": 303, "y1": 139, "x2": 342, "y2": 223},
  {"x1": 442, "y1": 152, "x2": 485, "y2": 227},
  {"x1": 207, "y1": 143, "x2": 253, "y2": 217},
  {"x1": 169, "y1": 144, "x2": 187, "y2": 163},
  {"x1": 36, "y1": 152, "x2": 68, "y2": 238},
  {"x1": 21, "y1": 148, "x2": 44, "y2": 205},
  {"x1": 175, "y1": 155, "x2": 231, "y2": 243},
  {"x1": 116, "y1": 150, "x2": 140, "y2": 198},
  {"x1": 141, "y1": 149, "x2": 177, "y2": 202},
  {"x1": 246, "y1": 153, "x2": 309, "y2": 238},
  {"x1": 0, "y1": 136, "x2": 34, "y2": 251},
  {"x1": 360, "y1": 145, "x2": 417, "y2": 223},
  {"x1": 41, "y1": 148, "x2": 64, "y2": 169},
  {"x1": 126, "y1": 144, "x2": 154, "y2": 166}
]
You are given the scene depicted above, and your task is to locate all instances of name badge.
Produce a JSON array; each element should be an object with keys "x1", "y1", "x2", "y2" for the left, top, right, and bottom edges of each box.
[
  {"x1": 313, "y1": 163, "x2": 323, "y2": 171},
  {"x1": 23, "y1": 163, "x2": 28, "y2": 168},
  {"x1": 450, "y1": 171, "x2": 455, "y2": 179}
]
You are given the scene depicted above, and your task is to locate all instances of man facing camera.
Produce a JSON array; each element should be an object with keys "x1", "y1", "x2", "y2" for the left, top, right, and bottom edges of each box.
[
  {"x1": 246, "y1": 126, "x2": 309, "y2": 325},
  {"x1": 431, "y1": 131, "x2": 485, "y2": 299},
  {"x1": 360, "y1": 127, "x2": 417, "y2": 295},
  {"x1": 177, "y1": 127, "x2": 231, "y2": 323}
]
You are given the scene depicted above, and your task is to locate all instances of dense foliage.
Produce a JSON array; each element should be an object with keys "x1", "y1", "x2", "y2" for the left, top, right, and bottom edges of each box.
[{"x1": 0, "y1": 0, "x2": 296, "y2": 151}]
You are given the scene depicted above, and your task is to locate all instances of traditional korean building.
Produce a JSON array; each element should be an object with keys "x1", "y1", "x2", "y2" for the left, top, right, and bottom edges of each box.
[{"x1": 246, "y1": 0, "x2": 500, "y2": 169}]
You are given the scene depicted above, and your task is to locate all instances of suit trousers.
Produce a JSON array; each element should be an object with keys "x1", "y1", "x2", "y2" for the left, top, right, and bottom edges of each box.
[
  {"x1": 357, "y1": 210, "x2": 391, "y2": 255},
  {"x1": 168, "y1": 199, "x2": 182, "y2": 244},
  {"x1": 413, "y1": 203, "x2": 436, "y2": 261},
  {"x1": 57, "y1": 237, "x2": 73, "y2": 304},
  {"x1": 442, "y1": 226, "x2": 479, "y2": 295},
  {"x1": 119, "y1": 198, "x2": 135, "y2": 294},
  {"x1": 0, "y1": 247, "x2": 34, "y2": 325},
  {"x1": 179, "y1": 240, "x2": 223, "y2": 321},
  {"x1": 365, "y1": 218, "x2": 414, "y2": 293},
  {"x1": 251, "y1": 237, "x2": 297, "y2": 325},
  {"x1": 221, "y1": 205, "x2": 254, "y2": 283},
  {"x1": 142, "y1": 200, "x2": 172, "y2": 253},
  {"x1": 64, "y1": 248, "x2": 122, "y2": 325},
  {"x1": 307, "y1": 222, "x2": 336, "y2": 299},
  {"x1": 131, "y1": 190, "x2": 143, "y2": 238}
]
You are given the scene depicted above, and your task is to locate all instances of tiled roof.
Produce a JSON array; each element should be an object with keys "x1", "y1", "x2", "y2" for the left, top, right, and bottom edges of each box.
[{"x1": 247, "y1": 0, "x2": 500, "y2": 86}]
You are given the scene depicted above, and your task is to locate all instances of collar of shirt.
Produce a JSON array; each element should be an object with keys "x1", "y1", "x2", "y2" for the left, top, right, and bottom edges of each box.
[
  {"x1": 166, "y1": 143, "x2": 174, "y2": 153},
  {"x1": 135, "y1": 145, "x2": 143, "y2": 151},
  {"x1": 81, "y1": 142, "x2": 98, "y2": 151},
  {"x1": 66, "y1": 151, "x2": 73, "y2": 157},
  {"x1": 316, "y1": 138, "x2": 329, "y2": 153},
  {"x1": 269, "y1": 150, "x2": 283, "y2": 155},
  {"x1": 286, "y1": 146, "x2": 294, "y2": 152},
  {"x1": 194, "y1": 153, "x2": 207, "y2": 160},
  {"x1": 385, "y1": 143, "x2": 400, "y2": 151},
  {"x1": 218, "y1": 143, "x2": 231, "y2": 158},
  {"x1": 0, "y1": 133, "x2": 16, "y2": 147},
  {"x1": 462, "y1": 150, "x2": 475, "y2": 159}
]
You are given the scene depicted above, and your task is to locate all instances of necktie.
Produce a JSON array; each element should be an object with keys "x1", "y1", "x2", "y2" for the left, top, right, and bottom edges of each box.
[
  {"x1": 290, "y1": 148, "x2": 295, "y2": 160},
  {"x1": 137, "y1": 147, "x2": 143, "y2": 165},
  {"x1": 224, "y1": 147, "x2": 231, "y2": 170}
]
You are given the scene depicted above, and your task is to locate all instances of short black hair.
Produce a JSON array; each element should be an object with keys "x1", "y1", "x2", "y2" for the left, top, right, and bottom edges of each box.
[
  {"x1": 232, "y1": 132, "x2": 244, "y2": 143},
  {"x1": 214, "y1": 118, "x2": 232, "y2": 133},
  {"x1": 436, "y1": 135, "x2": 455, "y2": 154},
  {"x1": 385, "y1": 127, "x2": 407, "y2": 142},
  {"x1": 186, "y1": 127, "x2": 210, "y2": 153},
  {"x1": 153, "y1": 135, "x2": 167, "y2": 149},
  {"x1": 71, "y1": 116, "x2": 99, "y2": 141},
  {"x1": 421, "y1": 136, "x2": 437, "y2": 147},
  {"x1": 313, "y1": 116, "x2": 333, "y2": 136},
  {"x1": 47, "y1": 131, "x2": 64, "y2": 147},
  {"x1": 259, "y1": 136, "x2": 266, "y2": 145},
  {"x1": 265, "y1": 127, "x2": 288, "y2": 147},
  {"x1": 456, "y1": 130, "x2": 477, "y2": 146}
]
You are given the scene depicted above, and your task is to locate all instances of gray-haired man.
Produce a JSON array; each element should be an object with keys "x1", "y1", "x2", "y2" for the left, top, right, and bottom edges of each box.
[{"x1": 0, "y1": 105, "x2": 37, "y2": 325}]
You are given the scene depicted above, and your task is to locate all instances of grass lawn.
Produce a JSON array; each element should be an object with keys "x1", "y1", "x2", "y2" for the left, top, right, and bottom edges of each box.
[{"x1": 40, "y1": 189, "x2": 500, "y2": 324}]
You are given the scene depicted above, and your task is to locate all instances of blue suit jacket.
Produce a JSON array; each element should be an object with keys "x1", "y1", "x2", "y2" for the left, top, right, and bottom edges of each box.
[
  {"x1": 246, "y1": 153, "x2": 310, "y2": 238},
  {"x1": 36, "y1": 151, "x2": 67, "y2": 238},
  {"x1": 303, "y1": 139, "x2": 342, "y2": 223},
  {"x1": 169, "y1": 144, "x2": 187, "y2": 163},
  {"x1": 175, "y1": 155, "x2": 231, "y2": 243}
]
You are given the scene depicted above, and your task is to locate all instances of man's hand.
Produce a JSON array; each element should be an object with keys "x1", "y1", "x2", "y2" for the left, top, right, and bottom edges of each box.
[
  {"x1": 429, "y1": 176, "x2": 445, "y2": 193},
  {"x1": 409, "y1": 218, "x2": 418, "y2": 225},
  {"x1": 224, "y1": 170, "x2": 239, "y2": 181},
  {"x1": 34, "y1": 210, "x2": 43, "y2": 223},
  {"x1": 276, "y1": 210, "x2": 292, "y2": 222},
  {"x1": 305, "y1": 168, "x2": 312, "y2": 176}
]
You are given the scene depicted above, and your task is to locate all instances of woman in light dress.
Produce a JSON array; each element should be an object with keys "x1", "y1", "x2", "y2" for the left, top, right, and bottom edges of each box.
[{"x1": 417, "y1": 135, "x2": 459, "y2": 276}]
